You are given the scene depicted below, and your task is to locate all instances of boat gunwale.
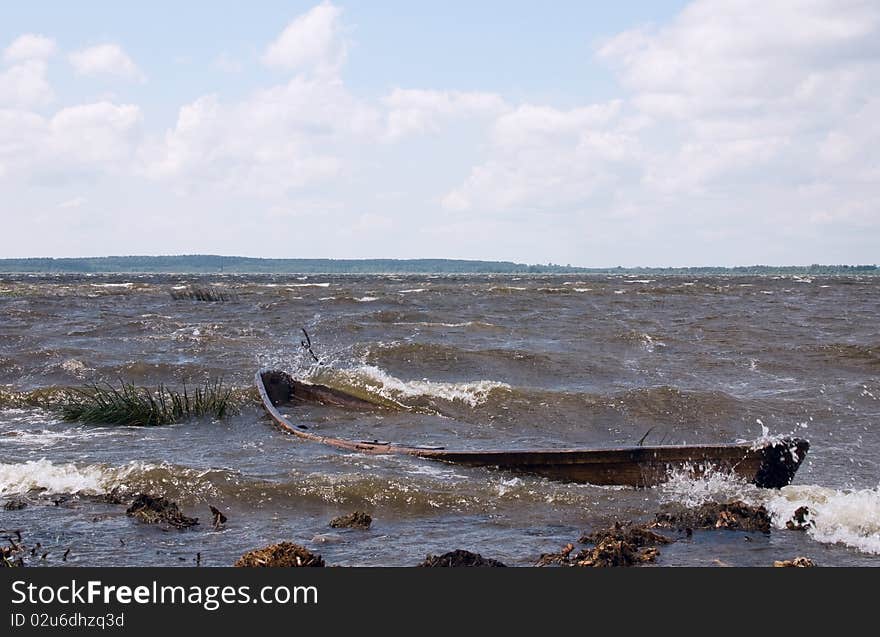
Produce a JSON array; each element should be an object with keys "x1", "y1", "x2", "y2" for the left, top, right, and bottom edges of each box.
[{"x1": 254, "y1": 369, "x2": 801, "y2": 462}]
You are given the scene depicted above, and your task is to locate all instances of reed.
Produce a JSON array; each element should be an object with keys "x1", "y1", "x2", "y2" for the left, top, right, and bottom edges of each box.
[
  {"x1": 169, "y1": 287, "x2": 235, "y2": 302},
  {"x1": 61, "y1": 379, "x2": 234, "y2": 426}
]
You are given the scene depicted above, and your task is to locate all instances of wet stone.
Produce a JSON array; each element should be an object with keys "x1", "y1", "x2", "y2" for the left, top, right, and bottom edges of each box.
[
  {"x1": 579, "y1": 521, "x2": 672, "y2": 547},
  {"x1": 126, "y1": 494, "x2": 199, "y2": 529},
  {"x1": 654, "y1": 500, "x2": 772, "y2": 533},
  {"x1": 785, "y1": 506, "x2": 814, "y2": 531},
  {"x1": 418, "y1": 550, "x2": 506, "y2": 567},
  {"x1": 539, "y1": 522, "x2": 670, "y2": 568},
  {"x1": 774, "y1": 556, "x2": 816, "y2": 567},
  {"x1": 329, "y1": 511, "x2": 372, "y2": 529},
  {"x1": 235, "y1": 542, "x2": 325, "y2": 567},
  {"x1": 3, "y1": 499, "x2": 27, "y2": 511}
]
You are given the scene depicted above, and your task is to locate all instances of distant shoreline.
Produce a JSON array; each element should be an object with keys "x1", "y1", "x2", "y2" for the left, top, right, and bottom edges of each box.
[{"x1": 0, "y1": 255, "x2": 876, "y2": 275}]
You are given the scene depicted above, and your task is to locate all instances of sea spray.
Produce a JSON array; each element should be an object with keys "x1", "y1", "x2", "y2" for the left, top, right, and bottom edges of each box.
[
  {"x1": 309, "y1": 364, "x2": 510, "y2": 408},
  {"x1": 658, "y1": 468, "x2": 880, "y2": 555}
]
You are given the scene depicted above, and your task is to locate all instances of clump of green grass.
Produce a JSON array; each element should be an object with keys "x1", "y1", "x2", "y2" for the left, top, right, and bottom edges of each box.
[
  {"x1": 170, "y1": 287, "x2": 235, "y2": 302},
  {"x1": 61, "y1": 379, "x2": 234, "y2": 426}
]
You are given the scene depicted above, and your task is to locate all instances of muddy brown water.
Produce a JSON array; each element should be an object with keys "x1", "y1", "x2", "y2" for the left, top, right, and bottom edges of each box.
[{"x1": 1, "y1": 273, "x2": 878, "y2": 566}]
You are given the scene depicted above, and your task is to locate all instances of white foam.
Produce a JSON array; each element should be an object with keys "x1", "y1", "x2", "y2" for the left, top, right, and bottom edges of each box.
[
  {"x1": 289, "y1": 282, "x2": 331, "y2": 288},
  {"x1": 764, "y1": 485, "x2": 880, "y2": 555},
  {"x1": 355, "y1": 296, "x2": 379, "y2": 302},
  {"x1": 0, "y1": 459, "x2": 140, "y2": 495},
  {"x1": 640, "y1": 333, "x2": 665, "y2": 352},
  {"x1": 0, "y1": 427, "x2": 118, "y2": 448},
  {"x1": 658, "y1": 468, "x2": 880, "y2": 555},
  {"x1": 316, "y1": 364, "x2": 510, "y2": 407},
  {"x1": 398, "y1": 288, "x2": 426, "y2": 294},
  {"x1": 658, "y1": 466, "x2": 759, "y2": 509},
  {"x1": 393, "y1": 321, "x2": 480, "y2": 328}
]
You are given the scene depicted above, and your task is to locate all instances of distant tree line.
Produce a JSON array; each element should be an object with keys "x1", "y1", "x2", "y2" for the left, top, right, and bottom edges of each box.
[{"x1": 0, "y1": 255, "x2": 876, "y2": 275}]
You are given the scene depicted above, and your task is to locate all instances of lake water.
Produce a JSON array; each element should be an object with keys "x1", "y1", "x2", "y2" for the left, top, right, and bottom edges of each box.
[{"x1": 1, "y1": 273, "x2": 878, "y2": 566}]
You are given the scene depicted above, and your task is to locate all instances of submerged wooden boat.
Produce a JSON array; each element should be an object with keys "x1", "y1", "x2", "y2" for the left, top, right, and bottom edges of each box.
[{"x1": 256, "y1": 370, "x2": 808, "y2": 488}]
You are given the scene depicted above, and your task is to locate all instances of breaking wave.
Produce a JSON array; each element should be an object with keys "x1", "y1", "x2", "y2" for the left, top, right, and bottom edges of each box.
[
  {"x1": 308, "y1": 364, "x2": 510, "y2": 408},
  {"x1": 659, "y1": 469, "x2": 880, "y2": 555},
  {"x1": 0, "y1": 459, "x2": 141, "y2": 496},
  {"x1": 0, "y1": 459, "x2": 233, "y2": 501}
]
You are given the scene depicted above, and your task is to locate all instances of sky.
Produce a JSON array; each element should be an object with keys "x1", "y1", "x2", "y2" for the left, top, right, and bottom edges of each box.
[{"x1": 1, "y1": 0, "x2": 878, "y2": 266}]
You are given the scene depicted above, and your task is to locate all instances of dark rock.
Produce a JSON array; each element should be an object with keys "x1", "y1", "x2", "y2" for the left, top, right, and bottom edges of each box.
[
  {"x1": 579, "y1": 521, "x2": 672, "y2": 547},
  {"x1": 654, "y1": 500, "x2": 772, "y2": 533},
  {"x1": 3, "y1": 499, "x2": 26, "y2": 511},
  {"x1": 234, "y1": 542, "x2": 324, "y2": 567},
  {"x1": 774, "y1": 556, "x2": 816, "y2": 567},
  {"x1": 419, "y1": 550, "x2": 506, "y2": 567},
  {"x1": 540, "y1": 522, "x2": 670, "y2": 568},
  {"x1": 329, "y1": 511, "x2": 372, "y2": 529},
  {"x1": 785, "y1": 506, "x2": 814, "y2": 531},
  {"x1": 126, "y1": 494, "x2": 198, "y2": 529},
  {"x1": 536, "y1": 543, "x2": 575, "y2": 567},
  {"x1": 88, "y1": 487, "x2": 126, "y2": 505}
]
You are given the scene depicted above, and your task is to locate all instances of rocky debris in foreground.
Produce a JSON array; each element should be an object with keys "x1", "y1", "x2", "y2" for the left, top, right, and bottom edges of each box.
[
  {"x1": 329, "y1": 511, "x2": 372, "y2": 529},
  {"x1": 653, "y1": 500, "x2": 772, "y2": 533},
  {"x1": 235, "y1": 542, "x2": 325, "y2": 567},
  {"x1": 774, "y1": 556, "x2": 816, "y2": 567},
  {"x1": 538, "y1": 522, "x2": 672, "y2": 567},
  {"x1": 3, "y1": 499, "x2": 27, "y2": 511},
  {"x1": 419, "y1": 550, "x2": 506, "y2": 567},
  {"x1": 1, "y1": 529, "x2": 25, "y2": 567},
  {"x1": 126, "y1": 494, "x2": 199, "y2": 529},
  {"x1": 785, "y1": 506, "x2": 814, "y2": 531},
  {"x1": 579, "y1": 522, "x2": 673, "y2": 547}
]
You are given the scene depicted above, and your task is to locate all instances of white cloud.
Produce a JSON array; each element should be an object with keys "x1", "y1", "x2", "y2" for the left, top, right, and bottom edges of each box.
[
  {"x1": 3, "y1": 34, "x2": 56, "y2": 63},
  {"x1": 262, "y1": 2, "x2": 346, "y2": 74},
  {"x1": 384, "y1": 89, "x2": 508, "y2": 139},
  {"x1": 0, "y1": 101, "x2": 142, "y2": 180},
  {"x1": 50, "y1": 102, "x2": 143, "y2": 162},
  {"x1": 442, "y1": 0, "x2": 880, "y2": 258},
  {"x1": 442, "y1": 101, "x2": 636, "y2": 212},
  {"x1": 0, "y1": 60, "x2": 53, "y2": 107},
  {"x1": 599, "y1": 0, "x2": 880, "y2": 118},
  {"x1": 145, "y1": 75, "x2": 377, "y2": 197},
  {"x1": 4, "y1": 1, "x2": 880, "y2": 264},
  {"x1": 59, "y1": 196, "x2": 87, "y2": 209},
  {"x1": 69, "y1": 44, "x2": 145, "y2": 81}
]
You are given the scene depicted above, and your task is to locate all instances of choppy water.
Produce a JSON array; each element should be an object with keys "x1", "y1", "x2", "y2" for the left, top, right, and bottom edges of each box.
[{"x1": 1, "y1": 273, "x2": 878, "y2": 566}]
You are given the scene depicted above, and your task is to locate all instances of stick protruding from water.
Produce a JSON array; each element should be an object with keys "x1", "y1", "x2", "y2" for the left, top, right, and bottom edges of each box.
[{"x1": 301, "y1": 328, "x2": 320, "y2": 363}]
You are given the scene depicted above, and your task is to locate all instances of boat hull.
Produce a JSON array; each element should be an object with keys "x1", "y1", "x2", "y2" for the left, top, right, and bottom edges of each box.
[{"x1": 256, "y1": 370, "x2": 808, "y2": 488}]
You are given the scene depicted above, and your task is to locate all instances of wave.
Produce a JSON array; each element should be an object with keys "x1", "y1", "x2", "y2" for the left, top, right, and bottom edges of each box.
[
  {"x1": 0, "y1": 458, "x2": 141, "y2": 496},
  {"x1": 613, "y1": 330, "x2": 667, "y2": 352},
  {"x1": 364, "y1": 341, "x2": 556, "y2": 370},
  {"x1": 0, "y1": 459, "x2": 233, "y2": 501},
  {"x1": 307, "y1": 364, "x2": 510, "y2": 408},
  {"x1": 659, "y1": 469, "x2": 880, "y2": 555},
  {"x1": 804, "y1": 343, "x2": 880, "y2": 367},
  {"x1": 392, "y1": 321, "x2": 497, "y2": 329},
  {"x1": 0, "y1": 458, "x2": 609, "y2": 513}
]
